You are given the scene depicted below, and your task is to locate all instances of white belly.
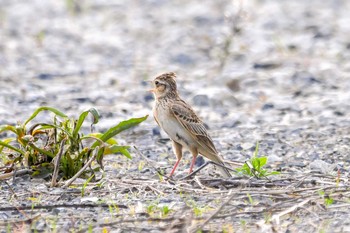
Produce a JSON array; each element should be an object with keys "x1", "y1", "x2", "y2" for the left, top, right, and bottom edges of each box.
[{"x1": 154, "y1": 104, "x2": 195, "y2": 148}]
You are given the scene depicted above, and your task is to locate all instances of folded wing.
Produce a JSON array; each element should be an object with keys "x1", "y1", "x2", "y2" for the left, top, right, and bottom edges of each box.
[{"x1": 171, "y1": 100, "x2": 218, "y2": 155}]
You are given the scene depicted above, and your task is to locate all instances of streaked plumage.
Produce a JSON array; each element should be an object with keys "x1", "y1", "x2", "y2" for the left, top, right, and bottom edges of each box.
[{"x1": 150, "y1": 72, "x2": 231, "y2": 178}]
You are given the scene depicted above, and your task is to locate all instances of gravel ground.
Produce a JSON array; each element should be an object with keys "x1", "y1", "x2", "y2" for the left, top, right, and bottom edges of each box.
[{"x1": 1, "y1": 0, "x2": 350, "y2": 232}]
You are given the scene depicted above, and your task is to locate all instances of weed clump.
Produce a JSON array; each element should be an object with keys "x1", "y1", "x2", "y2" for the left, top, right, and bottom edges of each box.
[{"x1": 0, "y1": 106, "x2": 147, "y2": 185}]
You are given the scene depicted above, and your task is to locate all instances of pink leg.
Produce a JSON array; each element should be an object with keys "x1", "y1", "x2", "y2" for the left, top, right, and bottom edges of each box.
[
  {"x1": 188, "y1": 155, "x2": 197, "y2": 174},
  {"x1": 169, "y1": 159, "x2": 181, "y2": 177},
  {"x1": 170, "y1": 141, "x2": 183, "y2": 177}
]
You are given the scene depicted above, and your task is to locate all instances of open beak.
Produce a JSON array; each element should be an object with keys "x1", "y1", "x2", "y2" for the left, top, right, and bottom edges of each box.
[{"x1": 146, "y1": 80, "x2": 154, "y2": 93}]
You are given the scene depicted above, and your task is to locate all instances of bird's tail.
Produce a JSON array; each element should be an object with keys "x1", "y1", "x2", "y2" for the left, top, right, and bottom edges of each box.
[
  {"x1": 217, "y1": 161, "x2": 232, "y2": 178},
  {"x1": 201, "y1": 150, "x2": 232, "y2": 178}
]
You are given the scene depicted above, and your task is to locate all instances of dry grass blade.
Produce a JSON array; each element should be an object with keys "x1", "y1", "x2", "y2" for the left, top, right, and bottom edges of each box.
[
  {"x1": 268, "y1": 198, "x2": 311, "y2": 225},
  {"x1": 62, "y1": 150, "x2": 97, "y2": 188},
  {"x1": 0, "y1": 169, "x2": 31, "y2": 181},
  {"x1": 181, "y1": 161, "x2": 236, "y2": 180},
  {"x1": 0, "y1": 203, "x2": 128, "y2": 212},
  {"x1": 189, "y1": 192, "x2": 234, "y2": 233},
  {"x1": 0, "y1": 214, "x2": 41, "y2": 226},
  {"x1": 50, "y1": 139, "x2": 66, "y2": 187},
  {"x1": 76, "y1": 216, "x2": 202, "y2": 233},
  {"x1": 134, "y1": 146, "x2": 171, "y2": 179}
]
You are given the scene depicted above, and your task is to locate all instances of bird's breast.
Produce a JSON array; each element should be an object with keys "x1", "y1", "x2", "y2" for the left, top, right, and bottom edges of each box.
[{"x1": 154, "y1": 103, "x2": 194, "y2": 148}]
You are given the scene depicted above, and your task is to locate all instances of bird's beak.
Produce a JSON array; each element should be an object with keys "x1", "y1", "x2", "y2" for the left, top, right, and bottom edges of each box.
[{"x1": 146, "y1": 80, "x2": 154, "y2": 93}]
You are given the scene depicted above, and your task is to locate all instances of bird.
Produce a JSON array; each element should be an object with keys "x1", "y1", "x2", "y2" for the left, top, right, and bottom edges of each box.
[{"x1": 150, "y1": 72, "x2": 232, "y2": 178}]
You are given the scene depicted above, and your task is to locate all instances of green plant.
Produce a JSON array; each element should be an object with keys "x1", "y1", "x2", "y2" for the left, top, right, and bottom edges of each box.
[
  {"x1": 88, "y1": 224, "x2": 93, "y2": 233},
  {"x1": 28, "y1": 195, "x2": 42, "y2": 212},
  {"x1": 185, "y1": 199, "x2": 213, "y2": 217},
  {"x1": 157, "y1": 169, "x2": 164, "y2": 182},
  {"x1": 236, "y1": 142, "x2": 280, "y2": 178},
  {"x1": 138, "y1": 160, "x2": 145, "y2": 171},
  {"x1": 146, "y1": 200, "x2": 172, "y2": 218},
  {"x1": 65, "y1": 0, "x2": 82, "y2": 15},
  {"x1": 318, "y1": 190, "x2": 334, "y2": 207},
  {"x1": 246, "y1": 193, "x2": 256, "y2": 205},
  {"x1": 0, "y1": 106, "x2": 147, "y2": 182},
  {"x1": 161, "y1": 205, "x2": 170, "y2": 217},
  {"x1": 108, "y1": 202, "x2": 120, "y2": 216},
  {"x1": 81, "y1": 174, "x2": 95, "y2": 197},
  {"x1": 239, "y1": 219, "x2": 247, "y2": 230}
]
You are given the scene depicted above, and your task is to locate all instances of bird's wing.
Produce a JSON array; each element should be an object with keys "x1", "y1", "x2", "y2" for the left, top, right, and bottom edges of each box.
[{"x1": 170, "y1": 100, "x2": 218, "y2": 155}]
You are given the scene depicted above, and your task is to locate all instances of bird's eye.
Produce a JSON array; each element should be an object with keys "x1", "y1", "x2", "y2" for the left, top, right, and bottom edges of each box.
[{"x1": 155, "y1": 81, "x2": 159, "y2": 85}]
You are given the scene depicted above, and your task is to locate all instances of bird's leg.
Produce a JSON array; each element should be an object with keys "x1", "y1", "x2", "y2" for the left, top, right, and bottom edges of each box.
[
  {"x1": 169, "y1": 159, "x2": 180, "y2": 177},
  {"x1": 188, "y1": 148, "x2": 198, "y2": 174},
  {"x1": 169, "y1": 141, "x2": 182, "y2": 177}
]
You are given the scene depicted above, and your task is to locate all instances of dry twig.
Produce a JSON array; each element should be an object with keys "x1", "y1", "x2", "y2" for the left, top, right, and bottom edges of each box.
[
  {"x1": 62, "y1": 151, "x2": 97, "y2": 188},
  {"x1": 51, "y1": 139, "x2": 66, "y2": 187},
  {"x1": 189, "y1": 191, "x2": 234, "y2": 233},
  {"x1": 269, "y1": 198, "x2": 311, "y2": 225},
  {"x1": 0, "y1": 203, "x2": 128, "y2": 212},
  {"x1": 0, "y1": 169, "x2": 31, "y2": 181},
  {"x1": 134, "y1": 146, "x2": 171, "y2": 180}
]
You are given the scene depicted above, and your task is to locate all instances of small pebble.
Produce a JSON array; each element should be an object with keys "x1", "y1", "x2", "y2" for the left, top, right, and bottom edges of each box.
[{"x1": 192, "y1": 94, "x2": 209, "y2": 107}]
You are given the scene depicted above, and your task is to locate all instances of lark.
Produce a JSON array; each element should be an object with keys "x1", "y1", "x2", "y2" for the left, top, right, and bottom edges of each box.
[{"x1": 150, "y1": 72, "x2": 231, "y2": 178}]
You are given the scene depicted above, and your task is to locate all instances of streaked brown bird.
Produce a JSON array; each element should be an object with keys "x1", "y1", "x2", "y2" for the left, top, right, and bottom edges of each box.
[{"x1": 150, "y1": 72, "x2": 231, "y2": 178}]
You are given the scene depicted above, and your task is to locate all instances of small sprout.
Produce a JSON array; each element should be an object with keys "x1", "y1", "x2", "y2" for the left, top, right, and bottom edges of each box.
[
  {"x1": 161, "y1": 205, "x2": 170, "y2": 217},
  {"x1": 108, "y1": 202, "x2": 120, "y2": 216},
  {"x1": 146, "y1": 203, "x2": 155, "y2": 215},
  {"x1": 35, "y1": 30, "x2": 46, "y2": 46},
  {"x1": 236, "y1": 142, "x2": 280, "y2": 178},
  {"x1": 324, "y1": 196, "x2": 334, "y2": 206},
  {"x1": 319, "y1": 190, "x2": 334, "y2": 207},
  {"x1": 146, "y1": 200, "x2": 172, "y2": 218},
  {"x1": 246, "y1": 193, "x2": 256, "y2": 205},
  {"x1": 88, "y1": 224, "x2": 93, "y2": 233},
  {"x1": 240, "y1": 219, "x2": 246, "y2": 228},
  {"x1": 138, "y1": 161, "x2": 145, "y2": 171},
  {"x1": 157, "y1": 170, "x2": 164, "y2": 182},
  {"x1": 81, "y1": 174, "x2": 95, "y2": 197},
  {"x1": 222, "y1": 224, "x2": 234, "y2": 233},
  {"x1": 264, "y1": 212, "x2": 272, "y2": 223},
  {"x1": 186, "y1": 199, "x2": 213, "y2": 217}
]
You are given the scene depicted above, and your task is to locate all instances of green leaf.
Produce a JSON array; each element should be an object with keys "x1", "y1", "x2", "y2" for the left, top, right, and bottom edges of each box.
[
  {"x1": 0, "y1": 125, "x2": 17, "y2": 134},
  {"x1": 253, "y1": 141, "x2": 259, "y2": 157},
  {"x1": 252, "y1": 158, "x2": 259, "y2": 170},
  {"x1": 120, "y1": 148, "x2": 132, "y2": 159},
  {"x1": 0, "y1": 140, "x2": 25, "y2": 155},
  {"x1": 104, "y1": 145, "x2": 131, "y2": 157},
  {"x1": 27, "y1": 143, "x2": 55, "y2": 158},
  {"x1": 65, "y1": 152, "x2": 75, "y2": 178},
  {"x1": 24, "y1": 106, "x2": 68, "y2": 127},
  {"x1": 91, "y1": 115, "x2": 148, "y2": 148},
  {"x1": 266, "y1": 171, "x2": 280, "y2": 176},
  {"x1": 81, "y1": 174, "x2": 95, "y2": 197},
  {"x1": 0, "y1": 138, "x2": 16, "y2": 154},
  {"x1": 80, "y1": 135, "x2": 105, "y2": 145},
  {"x1": 235, "y1": 142, "x2": 280, "y2": 178},
  {"x1": 258, "y1": 157, "x2": 267, "y2": 167},
  {"x1": 87, "y1": 133, "x2": 118, "y2": 145},
  {"x1": 28, "y1": 123, "x2": 74, "y2": 140},
  {"x1": 73, "y1": 108, "x2": 100, "y2": 139},
  {"x1": 95, "y1": 146, "x2": 105, "y2": 169}
]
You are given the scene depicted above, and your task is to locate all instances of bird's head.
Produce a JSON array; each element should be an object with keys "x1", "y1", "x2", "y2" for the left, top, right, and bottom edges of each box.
[{"x1": 150, "y1": 72, "x2": 178, "y2": 99}]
